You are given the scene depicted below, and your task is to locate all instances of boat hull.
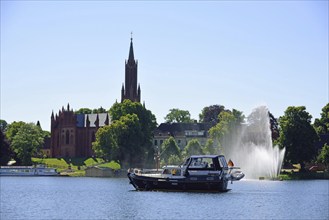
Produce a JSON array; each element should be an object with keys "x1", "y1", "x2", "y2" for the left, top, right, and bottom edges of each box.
[{"x1": 127, "y1": 173, "x2": 228, "y2": 192}]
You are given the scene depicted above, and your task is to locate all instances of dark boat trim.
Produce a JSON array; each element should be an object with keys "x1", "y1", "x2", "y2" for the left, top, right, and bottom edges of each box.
[{"x1": 127, "y1": 155, "x2": 243, "y2": 192}]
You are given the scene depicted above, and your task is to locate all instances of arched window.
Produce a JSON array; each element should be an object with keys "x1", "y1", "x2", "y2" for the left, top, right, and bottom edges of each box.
[
  {"x1": 92, "y1": 132, "x2": 96, "y2": 142},
  {"x1": 66, "y1": 130, "x2": 70, "y2": 145}
]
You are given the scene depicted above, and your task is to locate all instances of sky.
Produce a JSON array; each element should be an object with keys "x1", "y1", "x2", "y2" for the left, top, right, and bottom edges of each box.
[{"x1": 1, "y1": 1, "x2": 328, "y2": 131}]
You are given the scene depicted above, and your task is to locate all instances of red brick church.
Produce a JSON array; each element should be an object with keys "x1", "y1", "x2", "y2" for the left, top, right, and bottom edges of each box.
[{"x1": 50, "y1": 37, "x2": 141, "y2": 157}]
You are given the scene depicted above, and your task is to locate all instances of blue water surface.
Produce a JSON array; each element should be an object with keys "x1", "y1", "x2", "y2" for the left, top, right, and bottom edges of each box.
[{"x1": 1, "y1": 177, "x2": 328, "y2": 219}]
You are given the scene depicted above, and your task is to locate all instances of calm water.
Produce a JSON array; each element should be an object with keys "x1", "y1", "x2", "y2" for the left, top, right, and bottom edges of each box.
[{"x1": 0, "y1": 177, "x2": 328, "y2": 220}]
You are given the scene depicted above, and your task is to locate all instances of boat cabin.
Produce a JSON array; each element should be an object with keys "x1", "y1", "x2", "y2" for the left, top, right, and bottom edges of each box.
[{"x1": 183, "y1": 155, "x2": 228, "y2": 171}]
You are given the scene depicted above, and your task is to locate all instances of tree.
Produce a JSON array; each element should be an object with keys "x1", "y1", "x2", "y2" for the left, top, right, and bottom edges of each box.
[
  {"x1": 101, "y1": 99, "x2": 157, "y2": 167},
  {"x1": 6, "y1": 121, "x2": 26, "y2": 142},
  {"x1": 10, "y1": 123, "x2": 45, "y2": 165},
  {"x1": 269, "y1": 112, "x2": 279, "y2": 140},
  {"x1": 92, "y1": 107, "x2": 107, "y2": 114},
  {"x1": 164, "y1": 108, "x2": 194, "y2": 123},
  {"x1": 208, "y1": 109, "x2": 244, "y2": 153},
  {"x1": 278, "y1": 106, "x2": 319, "y2": 170},
  {"x1": 0, "y1": 130, "x2": 12, "y2": 165},
  {"x1": 75, "y1": 108, "x2": 92, "y2": 114},
  {"x1": 183, "y1": 139, "x2": 203, "y2": 157},
  {"x1": 93, "y1": 114, "x2": 147, "y2": 168},
  {"x1": 314, "y1": 103, "x2": 329, "y2": 135},
  {"x1": 199, "y1": 105, "x2": 226, "y2": 123},
  {"x1": 92, "y1": 125, "x2": 118, "y2": 161},
  {"x1": 203, "y1": 139, "x2": 216, "y2": 155},
  {"x1": 0, "y1": 119, "x2": 8, "y2": 132},
  {"x1": 167, "y1": 155, "x2": 181, "y2": 165},
  {"x1": 317, "y1": 144, "x2": 329, "y2": 170},
  {"x1": 160, "y1": 137, "x2": 181, "y2": 165},
  {"x1": 115, "y1": 114, "x2": 144, "y2": 167}
]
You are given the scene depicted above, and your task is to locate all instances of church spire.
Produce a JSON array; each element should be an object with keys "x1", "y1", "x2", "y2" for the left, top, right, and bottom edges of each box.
[
  {"x1": 121, "y1": 33, "x2": 141, "y2": 103},
  {"x1": 128, "y1": 32, "x2": 134, "y2": 63}
]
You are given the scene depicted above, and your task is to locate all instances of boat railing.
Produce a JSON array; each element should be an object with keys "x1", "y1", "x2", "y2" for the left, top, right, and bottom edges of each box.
[{"x1": 0, "y1": 166, "x2": 34, "y2": 169}]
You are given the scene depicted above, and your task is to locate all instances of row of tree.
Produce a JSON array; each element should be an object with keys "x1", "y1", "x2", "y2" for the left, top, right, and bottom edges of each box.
[{"x1": 1, "y1": 102, "x2": 328, "y2": 170}]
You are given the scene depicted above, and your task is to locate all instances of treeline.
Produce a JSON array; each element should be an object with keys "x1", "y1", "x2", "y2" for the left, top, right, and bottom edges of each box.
[{"x1": 1, "y1": 102, "x2": 328, "y2": 171}]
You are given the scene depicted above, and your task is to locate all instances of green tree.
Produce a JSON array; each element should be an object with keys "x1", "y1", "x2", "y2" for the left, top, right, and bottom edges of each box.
[
  {"x1": 103, "y1": 100, "x2": 157, "y2": 167},
  {"x1": 92, "y1": 107, "x2": 107, "y2": 114},
  {"x1": 115, "y1": 114, "x2": 144, "y2": 167},
  {"x1": 164, "y1": 108, "x2": 194, "y2": 123},
  {"x1": 0, "y1": 130, "x2": 12, "y2": 165},
  {"x1": 317, "y1": 144, "x2": 329, "y2": 170},
  {"x1": 6, "y1": 121, "x2": 26, "y2": 142},
  {"x1": 92, "y1": 125, "x2": 118, "y2": 161},
  {"x1": 269, "y1": 112, "x2": 279, "y2": 140},
  {"x1": 203, "y1": 139, "x2": 216, "y2": 155},
  {"x1": 110, "y1": 100, "x2": 157, "y2": 142},
  {"x1": 0, "y1": 119, "x2": 8, "y2": 132},
  {"x1": 278, "y1": 106, "x2": 319, "y2": 170},
  {"x1": 75, "y1": 108, "x2": 92, "y2": 114},
  {"x1": 167, "y1": 155, "x2": 182, "y2": 165},
  {"x1": 160, "y1": 137, "x2": 181, "y2": 164},
  {"x1": 199, "y1": 105, "x2": 226, "y2": 123},
  {"x1": 10, "y1": 123, "x2": 45, "y2": 165},
  {"x1": 93, "y1": 114, "x2": 145, "y2": 167},
  {"x1": 208, "y1": 109, "x2": 244, "y2": 153},
  {"x1": 183, "y1": 139, "x2": 203, "y2": 157},
  {"x1": 314, "y1": 103, "x2": 329, "y2": 135}
]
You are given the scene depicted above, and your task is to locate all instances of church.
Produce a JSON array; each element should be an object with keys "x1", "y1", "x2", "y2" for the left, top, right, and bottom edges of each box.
[{"x1": 49, "y1": 37, "x2": 141, "y2": 158}]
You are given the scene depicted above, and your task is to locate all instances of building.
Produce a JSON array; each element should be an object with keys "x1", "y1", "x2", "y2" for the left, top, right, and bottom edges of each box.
[
  {"x1": 153, "y1": 122, "x2": 213, "y2": 150},
  {"x1": 121, "y1": 36, "x2": 141, "y2": 103},
  {"x1": 50, "y1": 38, "x2": 141, "y2": 158},
  {"x1": 50, "y1": 104, "x2": 110, "y2": 157}
]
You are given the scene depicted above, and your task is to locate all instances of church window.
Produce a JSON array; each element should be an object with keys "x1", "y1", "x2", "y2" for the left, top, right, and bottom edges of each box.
[
  {"x1": 66, "y1": 130, "x2": 70, "y2": 144},
  {"x1": 154, "y1": 140, "x2": 158, "y2": 146},
  {"x1": 91, "y1": 132, "x2": 96, "y2": 142}
]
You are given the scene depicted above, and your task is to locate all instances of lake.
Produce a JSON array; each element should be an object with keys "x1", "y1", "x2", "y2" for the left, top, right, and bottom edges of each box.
[{"x1": 0, "y1": 177, "x2": 328, "y2": 219}]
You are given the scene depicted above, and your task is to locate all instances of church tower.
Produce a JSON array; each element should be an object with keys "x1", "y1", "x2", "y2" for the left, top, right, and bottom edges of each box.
[{"x1": 121, "y1": 35, "x2": 141, "y2": 103}]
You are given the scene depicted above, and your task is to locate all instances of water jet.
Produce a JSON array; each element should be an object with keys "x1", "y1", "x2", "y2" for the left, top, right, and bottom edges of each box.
[{"x1": 221, "y1": 106, "x2": 285, "y2": 179}]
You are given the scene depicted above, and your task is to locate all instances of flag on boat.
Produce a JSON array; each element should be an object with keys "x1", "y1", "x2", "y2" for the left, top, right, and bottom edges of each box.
[{"x1": 228, "y1": 159, "x2": 234, "y2": 167}]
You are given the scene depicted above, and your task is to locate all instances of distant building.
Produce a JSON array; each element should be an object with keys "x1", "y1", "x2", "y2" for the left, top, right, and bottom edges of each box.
[
  {"x1": 41, "y1": 137, "x2": 51, "y2": 157},
  {"x1": 121, "y1": 37, "x2": 141, "y2": 103},
  {"x1": 50, "y1": 104, "x2": 110, "y2": 157},
  {"x1": 153, "y1": 123, "x2": 213, "y2": 150},
  {"x1": 50, "y1": 38, "x2": 141, "y2": 158}
]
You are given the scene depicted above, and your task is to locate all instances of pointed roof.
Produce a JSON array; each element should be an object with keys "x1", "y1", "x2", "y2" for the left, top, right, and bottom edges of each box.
[{"x1": 128, "y1": 36, "x2": 134, "y2": 62}]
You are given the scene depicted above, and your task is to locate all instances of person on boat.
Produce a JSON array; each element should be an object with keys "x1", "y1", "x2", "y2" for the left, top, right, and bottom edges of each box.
[{"x1": 171, "y1": 169, "x2": 177, "y2": 175}]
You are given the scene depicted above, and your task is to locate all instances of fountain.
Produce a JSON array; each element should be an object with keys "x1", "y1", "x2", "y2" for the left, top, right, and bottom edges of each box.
[{"x1": 220, "y1": 106, "x2": 285, "y2": 179}]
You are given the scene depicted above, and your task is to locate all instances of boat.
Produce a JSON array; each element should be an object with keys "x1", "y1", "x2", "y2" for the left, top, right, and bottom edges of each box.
[
  {"x1": 0, "y1": 165, "x2": 59, "y2": 176},
  {"x1": 127, "y1": 155, "x2": 244, "y2": 192}
]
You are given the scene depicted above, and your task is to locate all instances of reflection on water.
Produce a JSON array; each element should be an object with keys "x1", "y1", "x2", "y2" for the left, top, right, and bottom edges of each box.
[{"x1": 1, "y1": 177, "x2": 328, "y2": 219}]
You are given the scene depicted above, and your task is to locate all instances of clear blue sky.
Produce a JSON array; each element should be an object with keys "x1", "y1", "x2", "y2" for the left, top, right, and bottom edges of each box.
[{"x1": 1, "y1": 1, "x2": 328, "y2": 131}]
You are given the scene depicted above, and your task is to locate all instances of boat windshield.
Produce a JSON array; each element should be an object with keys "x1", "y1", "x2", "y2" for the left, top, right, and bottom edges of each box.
[{"x1": 185, "y1": 157, "x2": 220, "y2": 171}]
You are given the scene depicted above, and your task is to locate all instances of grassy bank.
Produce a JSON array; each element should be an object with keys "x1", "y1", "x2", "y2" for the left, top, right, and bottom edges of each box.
[
  {"x1": 279, "y1": 171, "x2": 329, "y2": 180},
  {"x1": 32, "y1": 157, "x2": 120, "y2": 176}
]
